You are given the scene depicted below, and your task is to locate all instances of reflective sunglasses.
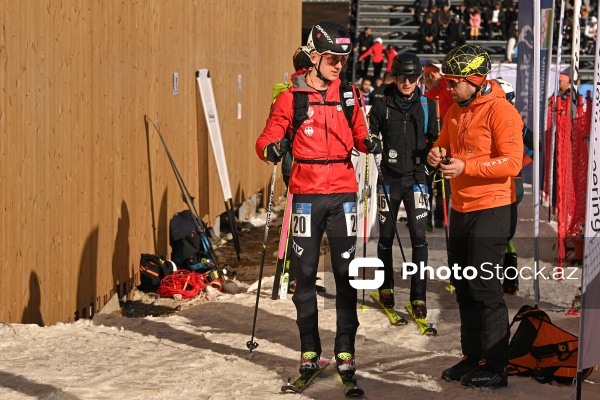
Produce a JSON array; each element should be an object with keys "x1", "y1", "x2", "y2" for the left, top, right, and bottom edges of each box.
[
  {"x1": 396, "y1": 74, "x2": 419, "y2": 83},
  {"x1": 445, "y1": 77, "x2": 466, "y2": 88},
  {"x1": 506, "y1": 92, "x2": 515, "y2": 102},
  {"x1": 321, "y1": 53, "x2": 349, "y2": 66}
]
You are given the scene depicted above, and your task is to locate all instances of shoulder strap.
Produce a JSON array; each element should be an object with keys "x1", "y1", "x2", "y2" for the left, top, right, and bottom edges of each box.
[
  {"x1": 421, "y1": 95, "x2": 429, "y2": 134},
  {"x1": 339, "y1": 81, "x2": 356, "y2": 130},
  {"x1": 292, "y1": 83, "x2": 356, "y2": 146},
  {"x1": 292, "y1": 91, "x2": 310, "y2": 143}
]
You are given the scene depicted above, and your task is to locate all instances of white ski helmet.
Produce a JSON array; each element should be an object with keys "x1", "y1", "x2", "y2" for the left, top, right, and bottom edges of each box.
[{"x1": 494, "y1": 77, "x2": 515, "y2": 104}]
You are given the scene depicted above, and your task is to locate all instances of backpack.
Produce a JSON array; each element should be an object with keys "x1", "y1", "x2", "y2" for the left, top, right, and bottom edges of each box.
[
  {"x1": 169, "y1": 210, "x2": 215, "y2": 271},
  {"x1": 508, "y1": 305, "x2": 593, "y2": 384},
  {"x1": 281, "y1": 82, "x2": 358, "y2": 186},
  {"x1": 139, "y1": 253, "x2": 176, "y2": 292}
]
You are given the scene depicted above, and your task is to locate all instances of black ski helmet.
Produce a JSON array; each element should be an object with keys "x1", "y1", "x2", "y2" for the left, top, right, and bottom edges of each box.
[
  {"x1": 442, "y1": 44, "x2": 491, "y2": 77},
  {"x1": 306, "y1": 21, "x2": 352, "y2": 55},
  {"x1": 391, "y1": 53, "x2": 423, "y2": 76},
  {"x1": 293, "y1": 46, "x2": 313, "y2": 71}
]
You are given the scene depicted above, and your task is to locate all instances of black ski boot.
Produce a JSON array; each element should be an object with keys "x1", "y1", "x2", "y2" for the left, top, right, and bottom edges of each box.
[
  {"x1": 460, "y1": 360, "x2": 508, "y2": 387},
  {"x1": 379, "y1": 289, "x2": 395, "y2": 308},
  {"x1": 441, "y1": 356, "x2": 478, "y2": 382},
  {"x1": 411, "y1": 300, "x2": 427, "y2": 318},
  {"x1": 335, "y1": 352, "x2": 356, "y2": 380},
  {"x1": 299, "y1": 351, "x2": 320, "y2": 378}
]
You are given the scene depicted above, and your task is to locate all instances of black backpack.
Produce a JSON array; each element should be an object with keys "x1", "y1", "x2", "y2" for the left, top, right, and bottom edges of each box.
[
  {"x1": 281, "y1": 82, "x2": 358, "y2": 186},
  {"x1": 169, "y1": 210, "x2": 214, "y2": 271},
  {"x1": 139, "y1": 253, "x2": 175, "y2": 292}
]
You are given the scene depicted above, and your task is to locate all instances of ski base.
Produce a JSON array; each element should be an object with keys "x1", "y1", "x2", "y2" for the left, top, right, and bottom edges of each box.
[
  {"x1": 338, "y1": 372, "x2": 364, "y2": 397},
  {"x1": 281, "y1": 360, "x2": 329, "y2": 393},
  {"x1": 370, "y1": 292, "x2": 408, "y2": 325},
  {"x1": 405, "y1": 303, "x2": 437, "y2": 336}
]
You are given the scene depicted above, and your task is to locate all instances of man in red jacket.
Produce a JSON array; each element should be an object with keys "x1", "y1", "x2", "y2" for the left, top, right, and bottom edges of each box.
[{"x1": 256, "y1": 21, "x2": 382, "y2": 381}]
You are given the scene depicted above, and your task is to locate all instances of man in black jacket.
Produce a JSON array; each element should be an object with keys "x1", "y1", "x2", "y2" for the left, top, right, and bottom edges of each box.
[{"x1": 368, "y1": 53, "x2": 438, "y2": 318}]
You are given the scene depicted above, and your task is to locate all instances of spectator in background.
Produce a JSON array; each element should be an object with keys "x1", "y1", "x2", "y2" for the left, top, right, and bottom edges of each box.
[
  {"x1": 386, "y1": 45, "x2": 398, "y2": 73},
  {"x1": 458, "y1": 4, "x2": 470, "y2": 25},
  {"x1": 359, "y1": 37, "x2": 386, "y2": 80},
  {"x1": 584, "y1": 16, "x2": 598, "y2": 54},
  {"x1": 422, "y1": 62, "x2": 453, "y2": 231},
  {"x1": 357, "y1": 27, "x2": 374, "y2": 80},
  {"x1": 445, "y1": 14, "x2": 467, "y2": 52},
  {"x1": 469, "y1": 7, "x2": 482, "y2": 40},
  {"x1": 359, "y1": 77, "x2": 373, "y2": 105},
  {"x1": 436, "y1": 4, "x2": 452, "y2": 38},
  {"x1": 371, "y1": 72, "x2": 394, "y2": 106},
  {"x1": 418, "y1": 14, "x2": 440, "y2": 54},
  {"x1": 374, "y1": 76, "x2": 384, "y2": 88},
  {"x1": 411, "y1": 0, "x2": 429, "y2": 25},
  {"x1": 557, "y1": 73, "x2": 579, "y2": 100},
  {"x1": 486, "y1": 2, "x2": 507, "y2": 40},
  {"x1": 506, "y1": 29, "x2": 518, "y2": 62}
]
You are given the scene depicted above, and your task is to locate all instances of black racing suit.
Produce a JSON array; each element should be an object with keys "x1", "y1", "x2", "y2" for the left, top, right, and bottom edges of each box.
[{"x1": 369, "y1": 84, "x2": 438, "y2": 302}]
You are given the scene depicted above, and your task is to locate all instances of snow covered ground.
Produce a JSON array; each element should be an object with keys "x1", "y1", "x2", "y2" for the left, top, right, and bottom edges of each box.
[{"x1": 0, "y1": 184, "x2": 598, "y2": 400}]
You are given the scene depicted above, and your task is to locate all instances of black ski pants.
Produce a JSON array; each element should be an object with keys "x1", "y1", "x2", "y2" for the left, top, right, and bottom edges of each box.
[
  {"x1": 448, "y1": 204, "x2": 511, "y2": 373},
  {"x1": 377, "y1": 170, "x2": 428, "y2": 302},
  {"x1": 291, "y1": 193, "x2": 360, "y2": 356}
]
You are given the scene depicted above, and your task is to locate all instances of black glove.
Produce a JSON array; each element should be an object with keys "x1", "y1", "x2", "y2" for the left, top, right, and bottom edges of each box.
[
  {"x1": 364, "y1": 135, "x2": 383, "y2": 155},
  {"x1": 263, "y1": 142, "x2": 283, "y2": 163}
]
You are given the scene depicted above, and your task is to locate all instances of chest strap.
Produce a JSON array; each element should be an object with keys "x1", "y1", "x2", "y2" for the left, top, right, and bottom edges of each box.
[{"x1": 295, "y1": 158, "x2": 352, "y2": 164}]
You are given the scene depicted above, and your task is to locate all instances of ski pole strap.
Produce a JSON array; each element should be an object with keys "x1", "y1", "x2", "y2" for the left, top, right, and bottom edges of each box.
[{"x1": 295, "y1": 158, "x2": 352, "y2": 164}]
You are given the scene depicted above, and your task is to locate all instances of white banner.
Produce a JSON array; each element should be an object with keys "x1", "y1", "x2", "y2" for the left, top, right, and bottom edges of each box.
[
  {"x1": 579, "y1": 5, "x2": 600, "y2": 370},
  {"x1": 196, "y1": 69, "x2": 233, "y2": 201},
  {"x1": 352, "y1": 152, "x2": 379, "y2": 241}
]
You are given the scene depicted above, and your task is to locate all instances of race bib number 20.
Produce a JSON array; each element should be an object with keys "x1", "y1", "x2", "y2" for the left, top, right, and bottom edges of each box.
[
  {"x1": 343, "y1": 202, "x2": 358, "y2": 237},
  {"x1": 292, "y1": 203, "x2": 311, "y2": 237}
]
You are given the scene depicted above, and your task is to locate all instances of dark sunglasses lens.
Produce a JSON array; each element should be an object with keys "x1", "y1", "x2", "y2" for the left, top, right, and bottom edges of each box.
[{"x1": 507, "y1": 92, "x2": 515, "y2": 101}]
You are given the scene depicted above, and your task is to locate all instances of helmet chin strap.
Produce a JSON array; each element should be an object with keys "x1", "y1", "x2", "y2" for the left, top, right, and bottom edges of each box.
[
  {"x1": 315, "y1": 57, "x2": 331, "y2": 85},
  {"x1": 457, "y1": 81, "x2": 486, "y2": 108}
]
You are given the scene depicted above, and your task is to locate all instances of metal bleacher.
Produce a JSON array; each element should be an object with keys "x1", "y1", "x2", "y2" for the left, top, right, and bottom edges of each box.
[
  {"x1": 354, "y1": 0, "x2": 508, "y2": 61},
  {"x1": 350, "y1": 0, "x2": 593, "y2": 81}
]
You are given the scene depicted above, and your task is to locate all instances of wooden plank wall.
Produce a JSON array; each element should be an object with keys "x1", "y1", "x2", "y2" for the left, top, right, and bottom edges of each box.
[{"x1": 0, "y1": 0, "x2": 301, "y2": 325}]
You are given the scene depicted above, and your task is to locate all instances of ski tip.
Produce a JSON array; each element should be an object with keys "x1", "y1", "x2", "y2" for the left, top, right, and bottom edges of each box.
[
  {"x1": 359, "y1": 304, "x2": 370, "y2": 313},
  {"x1": 445, "y1": 284, "x2": 456, "y2": 293}
]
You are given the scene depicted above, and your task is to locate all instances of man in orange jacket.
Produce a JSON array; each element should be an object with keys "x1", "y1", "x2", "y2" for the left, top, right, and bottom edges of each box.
[{"x1": 427, "y1": 44, "x2": 523, "y2": 388}]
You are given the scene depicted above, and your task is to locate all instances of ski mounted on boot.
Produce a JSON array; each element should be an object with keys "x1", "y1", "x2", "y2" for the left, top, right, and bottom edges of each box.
[
  {"x1": 405, "y1": 303, "x2": 437, "y2": 336},
  {"x1": 281, "y1": 360, "x2": 330, "y2": 394},
  {"x1": 370, "y1": 291, "x2": 408, "y2": 325},
  {"x1": 337, "y1": 371, "x2": 364, "y2": 397}
]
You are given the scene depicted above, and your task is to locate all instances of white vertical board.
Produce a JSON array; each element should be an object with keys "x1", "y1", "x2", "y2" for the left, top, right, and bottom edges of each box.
[{"x1": 196, "y1": 69, "x2": 233, "y2": 201}]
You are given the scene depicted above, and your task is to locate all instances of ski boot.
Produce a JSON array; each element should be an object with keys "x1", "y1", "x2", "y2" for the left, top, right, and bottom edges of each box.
[
  {"x1": 299, "y1": 351, "x2": 320, "y2": 378},
  {"x1": 441, "y1": 355, "x2": 479, "y2": 382},
  {"x1": 411, "y1": 300, "x2": 427, "y2": 319},
  {"x1": 335, "y1": 352, "x2": 356, "y2": 380},
  {"x1": 460, "y1": 359, "x2": 508, "y2": 387},
  {"x1": 378, "y1": 289, "x2": 395, "y2": 308}
]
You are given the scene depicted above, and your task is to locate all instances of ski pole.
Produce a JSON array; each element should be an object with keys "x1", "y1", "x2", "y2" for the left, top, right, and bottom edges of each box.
[
  {"x1": 362, "y1": 152, "x2": 369, "y2": 307},
  {"x1": 247, "y1": 162, "x2": 278, "y2": 352},
  {"x1": 436, "y1": 146, "x2": 455, "y2": 293},
  {"x1": 355, "y1": 91, "x2": 406, "y2": 262},
  {"x1": 145, "y1": 114, "x2": 227, "y2": 278}
]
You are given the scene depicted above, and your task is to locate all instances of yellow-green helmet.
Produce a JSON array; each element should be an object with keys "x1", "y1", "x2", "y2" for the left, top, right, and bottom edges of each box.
[{"x1": 442, "y1": 44, "x2": 491, "y2": 77}]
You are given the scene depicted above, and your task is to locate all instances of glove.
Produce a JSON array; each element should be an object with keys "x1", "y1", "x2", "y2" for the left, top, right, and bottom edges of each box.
[
  {"x1": 364, "y1": 135, "x2": 383, "y2": 155},
  {"x1": 263, "y1": 142, "x2": 283, "y2": 163}
]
